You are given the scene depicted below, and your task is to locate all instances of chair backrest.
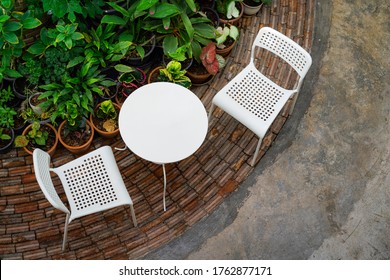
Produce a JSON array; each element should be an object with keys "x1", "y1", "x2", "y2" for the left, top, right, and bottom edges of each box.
[
  {"x1": 33, "y1": 149, "x2": 70, "y2": 214},
  {"x1": 251, "y1": 27, "x2": 312, "y2": 89}
]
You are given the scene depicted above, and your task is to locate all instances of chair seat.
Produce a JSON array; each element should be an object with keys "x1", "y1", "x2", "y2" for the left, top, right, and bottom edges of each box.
[
  {"x1": 52, "y1": 146, "x2": 133, "y2": 223},
  {"x1": 213, "y1": 62, "x2": 296, "y2": 138}
]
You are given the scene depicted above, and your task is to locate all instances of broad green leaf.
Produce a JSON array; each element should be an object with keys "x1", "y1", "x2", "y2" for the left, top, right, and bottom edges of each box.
[
  {"x1": 101, "y1": 15, "x2": 126, "y2": 25},
  {"x1": 0, "y1": 15, "x2": 11, "y2": 23},
  {"x1": 3, "y1": 21, "x2": 22, "y2": 32},
  {"x1": 64, "y1": 37, "x2": 73, "y2": 49},
  {"x1": 27, "y1": 42, "x2": 46, "y2": 55},
  {"x1": 67, "y1": 56, "x2": 84, "y2": 68},
  {"x1": 3, "y1": 32, "x2": 18, "y2": 44},
  {"x1": 22, "y1": 18, "x2": 42, "y2": 29},
  {"x1": 151, "y1": 4, "x2": 180, "y2": 19},
  {"x1": 71, "y1": 32, "x2": 84, "y2": 40},
  {"x1": 114, "y1": 64, "x2": 136, "y2": 73},
  {"x1": 136, "y1": 0, "x2": 159, "y2": 12}
]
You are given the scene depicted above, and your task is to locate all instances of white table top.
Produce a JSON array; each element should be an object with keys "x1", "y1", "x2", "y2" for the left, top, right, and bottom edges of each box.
[{"x1": 119, "y1": 82, "x2": 208, "y2": 164}]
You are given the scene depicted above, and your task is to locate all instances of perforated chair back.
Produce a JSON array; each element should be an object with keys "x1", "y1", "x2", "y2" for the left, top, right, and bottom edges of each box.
[
  {"x1": 251, "y1": 27, "x2": 312, "y2": 90},
  {"x1": 33, "y1": 149, "x2": 70, "y2": 215}
]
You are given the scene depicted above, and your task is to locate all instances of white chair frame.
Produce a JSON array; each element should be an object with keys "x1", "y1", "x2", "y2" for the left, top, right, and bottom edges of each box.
[
  {"x1": 33, "y1": 146, "x2": 137, "y2": 251},
  {"x1": 209, "y1": 27, "x2": 312, "y2": 166}
]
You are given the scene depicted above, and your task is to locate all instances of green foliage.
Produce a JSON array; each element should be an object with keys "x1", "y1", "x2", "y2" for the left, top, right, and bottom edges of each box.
[
  {"x1": 96, "y1": 100, "x2": 117, "y2": 120},
  {"x1": 0, "y1": 128, "x2": 11, "y2": 141},
  {"x1": 0, "y1": 85, "x2": 15, "y2": 105},
  {"x1": 158, "y1": 60, "x2": 192, "y2": 88},
  {"x1": 115, "y1": 64, "x2": 145, "y2": 84},
  {"x1": 216, "y1": 0, "x2": 242, "y2": 19},
  {"x1": 0, "y1": 0, "x2": 42, "y2": 81},
  {"x1": 14, "y1": 121, "x2": 48, "y2": 147},
  {"x1": 215, "y1": 24, "x2": 239, "y2": 47},
  {"x1": 41, "y1": 0, "x2": 105, "y2": 23},
  {"x1": 142, "y1": 0, "x2": 216, "y2": 61},
  {"x1": 0, "y1": 105, "x2": 17, "y2": 128}
]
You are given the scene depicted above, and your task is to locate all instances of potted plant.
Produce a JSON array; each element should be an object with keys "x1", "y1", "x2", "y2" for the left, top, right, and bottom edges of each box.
[
  {"x1": 148, "y1": 60, "x2": 192, "y2": 88},
  {"x1": 114, "y1": 64, "x2": 146, "y2": 105},
  {"x1": 0, "y1": 0, "x2": 42, "y2": 83},
  {"x1": 101, "y1": 0, "x2": 157, "y2": 68},
  {"x1": 90, "y1": 99, "x2": 120, "y2": 138},
  {"x1": 187, "y1": 42, "x2": 225, "y2": 84},
  {"x1": 242, "y1": 0, "x2": 271, "y2": 16},
  {"x1": 215, "y1": 0, "x2": 244, "y2": 25},
  {"x1": 142, "y1": 0, "x2": 217, "y2": 64},
  {"x1": 215, "y1": 23, "x2": 240, "y2": 57},
  {"x1": 0, "y1": 127, "x2": 14, "y2": 154},
  {"x1": 14, "y1": 121, "x2": 58, "y2": 156}
]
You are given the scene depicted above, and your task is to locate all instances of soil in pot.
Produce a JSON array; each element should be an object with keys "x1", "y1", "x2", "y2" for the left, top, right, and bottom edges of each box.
[
  {"x1": 0, "y1": 128, "x2": 14, "y2": 154},
  {"x1": 186, "y1": 60, "x2": 214, "y2": 85},
  {"x1": 59, "y1": 121, "x2": 93, "y2": 148},
  {"x1": 216, "y1": 36, "x2": 237, "y2": 57}
]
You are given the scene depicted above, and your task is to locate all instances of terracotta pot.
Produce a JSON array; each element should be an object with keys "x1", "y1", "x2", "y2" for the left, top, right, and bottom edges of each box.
[
  {"x1": 90, "y1": 103, "x2": 120, "y2": 138},
  {"x1": 242, "y1": 1, "x2": 263, "y2": 16},
  {"x1": 219, "y1": 1, "x2": 244, "y2": 26},
  {"x1": 186, "y1": 67, "x2": 214, "y2": 85},
  {"x1": 58, "y1": 120, "x2": 94, "y2": 154},
  {"x1": 147, "y1": 66, "x2": 163, "y2": 84},
  {"x1": 22, "y1": 123, "x2": 58, "y2": 157},
  {"x1": 216, "y1": 39, "x2": 237, "y2": 57}
]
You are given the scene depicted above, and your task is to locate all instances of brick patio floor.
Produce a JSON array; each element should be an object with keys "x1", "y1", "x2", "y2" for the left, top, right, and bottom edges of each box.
[{"x1": 0, "y1": 0, "x2": 315, "y2": 260}]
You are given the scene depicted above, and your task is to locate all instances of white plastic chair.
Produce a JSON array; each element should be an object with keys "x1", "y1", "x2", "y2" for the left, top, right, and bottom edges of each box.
[
  {"x1": 33, "y1": 146, "x2": 137, "y2": 251},
  {"x1": 209, "y1": 27, "x2": 312, "y2": 166}
]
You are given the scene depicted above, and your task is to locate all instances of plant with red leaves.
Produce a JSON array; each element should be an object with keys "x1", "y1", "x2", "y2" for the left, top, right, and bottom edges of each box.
[{"x1": 200, "y1": 42, "x2": 225, "y2": 75}]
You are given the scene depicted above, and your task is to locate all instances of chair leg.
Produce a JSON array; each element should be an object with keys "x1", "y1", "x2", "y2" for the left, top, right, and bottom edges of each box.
[
  {"x1": 129, "y1": 204, "x2": 137, "y2": 227},
  {"x1": 208, "y1": 103, "x2": 215, "y2": 121},
  {"x1": 251, "y1": 137, "x2": 263, "y2": 167},
  {"x1": 62, "y1": 213, "x2": 70, "y2": 251}
]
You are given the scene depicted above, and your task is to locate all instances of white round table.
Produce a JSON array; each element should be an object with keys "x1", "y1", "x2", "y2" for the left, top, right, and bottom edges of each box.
[{"x1": 118, "y1": 82, "x2": 208, "y2": 210}]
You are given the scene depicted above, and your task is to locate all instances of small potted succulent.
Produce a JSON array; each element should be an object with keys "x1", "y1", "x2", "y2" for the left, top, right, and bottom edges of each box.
[
  {"x1": 148, "y1": 60, "x2": 192, "y2": 89},
  {"x1": 90, "y1": 99, "x2": 120, "y2": 138}
]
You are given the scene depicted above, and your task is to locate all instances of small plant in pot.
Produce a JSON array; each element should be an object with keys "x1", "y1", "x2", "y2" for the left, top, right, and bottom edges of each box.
[
  {"x1": 243, "y1": 0, "x2": 271, "y2": 16},
  {"x1": 215, "y1": 24, "x2": 239, "y2": 57},
  {"x1": 114, "y1": 64, "x2": 146, "y2": 105},
  {"x1": 0, "y1": 127, "x2": 14, "y2": 154},
  {"x1": 149, "y1": 60, "x2": 192, "y2": 89},
  {"x1": 14, "y1": 121, "x2": 58, "y2": 156},
  {"x1": 215, "y1": 0, "x2": 244, "y2": 25},
  {"x1": 187, "y1": 42, "x2": 225, "y2": 84},
  {"x1": 90, "y1": 99, "x2": 120, "y2": 138}
]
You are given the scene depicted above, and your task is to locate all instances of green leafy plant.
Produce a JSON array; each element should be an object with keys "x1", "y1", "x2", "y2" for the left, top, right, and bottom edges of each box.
[
  {"x1": 0, "y1": 105, "x2": 17, "y2": 128},
  {"x1": 215, "y1": 24, "x2": 239, "y2": 48},
  {"x1": 41, "y1": 0, "x2": 105, "y2": 23},
  {"x1": 142, "y1": 0, "x2": 216, "y2": 61},
  {"x1": 14, "y1": 121, "x2": 48, "y2": 147},
  {"x1": 158, "y1": 60, "x2": 192, "y2": 88},
  {"x1": 0, "y1": 85, "x2": 14, "y2": 105},
  {"x1": 115, "y1": 64, "x2": 146, "y2": 84},
  {"x1": 96, "y1": 100, "x2": 117, "y2": 120},
  {"x1": 0, "y1": 127, "x2": 11, "y2": 141},
  {"x1": 216, "y1": 0, "x2": 242, "y2": 19},
  {"x1": 0, "y1": 0, "x2": 42, "y2": 81},
  {"x1": 200, "y1": 42, "x2": 226, "y2": 75}
]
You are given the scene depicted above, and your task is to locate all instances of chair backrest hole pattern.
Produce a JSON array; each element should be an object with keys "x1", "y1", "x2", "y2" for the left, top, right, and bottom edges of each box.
[
  {"x1": 226, "y1": 70, "x2": 284, "y2": 121},
  {"x1": 63, "y1": 154, "x2": 117, "y2": 210},
  {"x1": 258, "y1": 31, "x2": 307, "y2": 74}
]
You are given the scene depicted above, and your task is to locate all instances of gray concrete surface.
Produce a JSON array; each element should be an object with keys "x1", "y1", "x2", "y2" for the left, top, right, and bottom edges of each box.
[{"x1": 144, "y1": 0, "x2": 390, "y2": 259}]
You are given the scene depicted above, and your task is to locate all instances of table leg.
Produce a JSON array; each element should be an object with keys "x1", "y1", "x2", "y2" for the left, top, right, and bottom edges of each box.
[
  {"x1": 162, "y1": 164, "x2": 167, "y2": 211},
  {"x1": 114, "y1": 145, "x2": 127, "y2": 151}
]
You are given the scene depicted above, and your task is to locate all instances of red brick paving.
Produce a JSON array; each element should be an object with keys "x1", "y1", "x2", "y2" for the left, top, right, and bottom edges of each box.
[{"x1": 0, "y1": 0, "x2": 315, "y2": 259}]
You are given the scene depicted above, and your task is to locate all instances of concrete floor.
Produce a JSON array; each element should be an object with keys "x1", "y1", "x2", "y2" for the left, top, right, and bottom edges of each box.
[{"x1": 145, "y1": 0, "x2": 390, "y2": 259}]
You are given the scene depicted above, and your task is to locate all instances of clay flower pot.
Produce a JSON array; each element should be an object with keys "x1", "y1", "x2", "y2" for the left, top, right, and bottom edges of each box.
[
  {"x1": 58, "y1": 120, "x2": 94, "y2": 154},
  {"x1": 21, "y1": 123, "x2": 58, "y2": 157},
  {"x1": 90, "y1": 102, "x2": 121, "y2": 139}
]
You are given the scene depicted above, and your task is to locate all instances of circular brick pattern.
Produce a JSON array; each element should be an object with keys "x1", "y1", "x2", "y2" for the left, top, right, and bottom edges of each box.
[{"x1": 0, "y1": 0, "x2": 315, "y2": 259}]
